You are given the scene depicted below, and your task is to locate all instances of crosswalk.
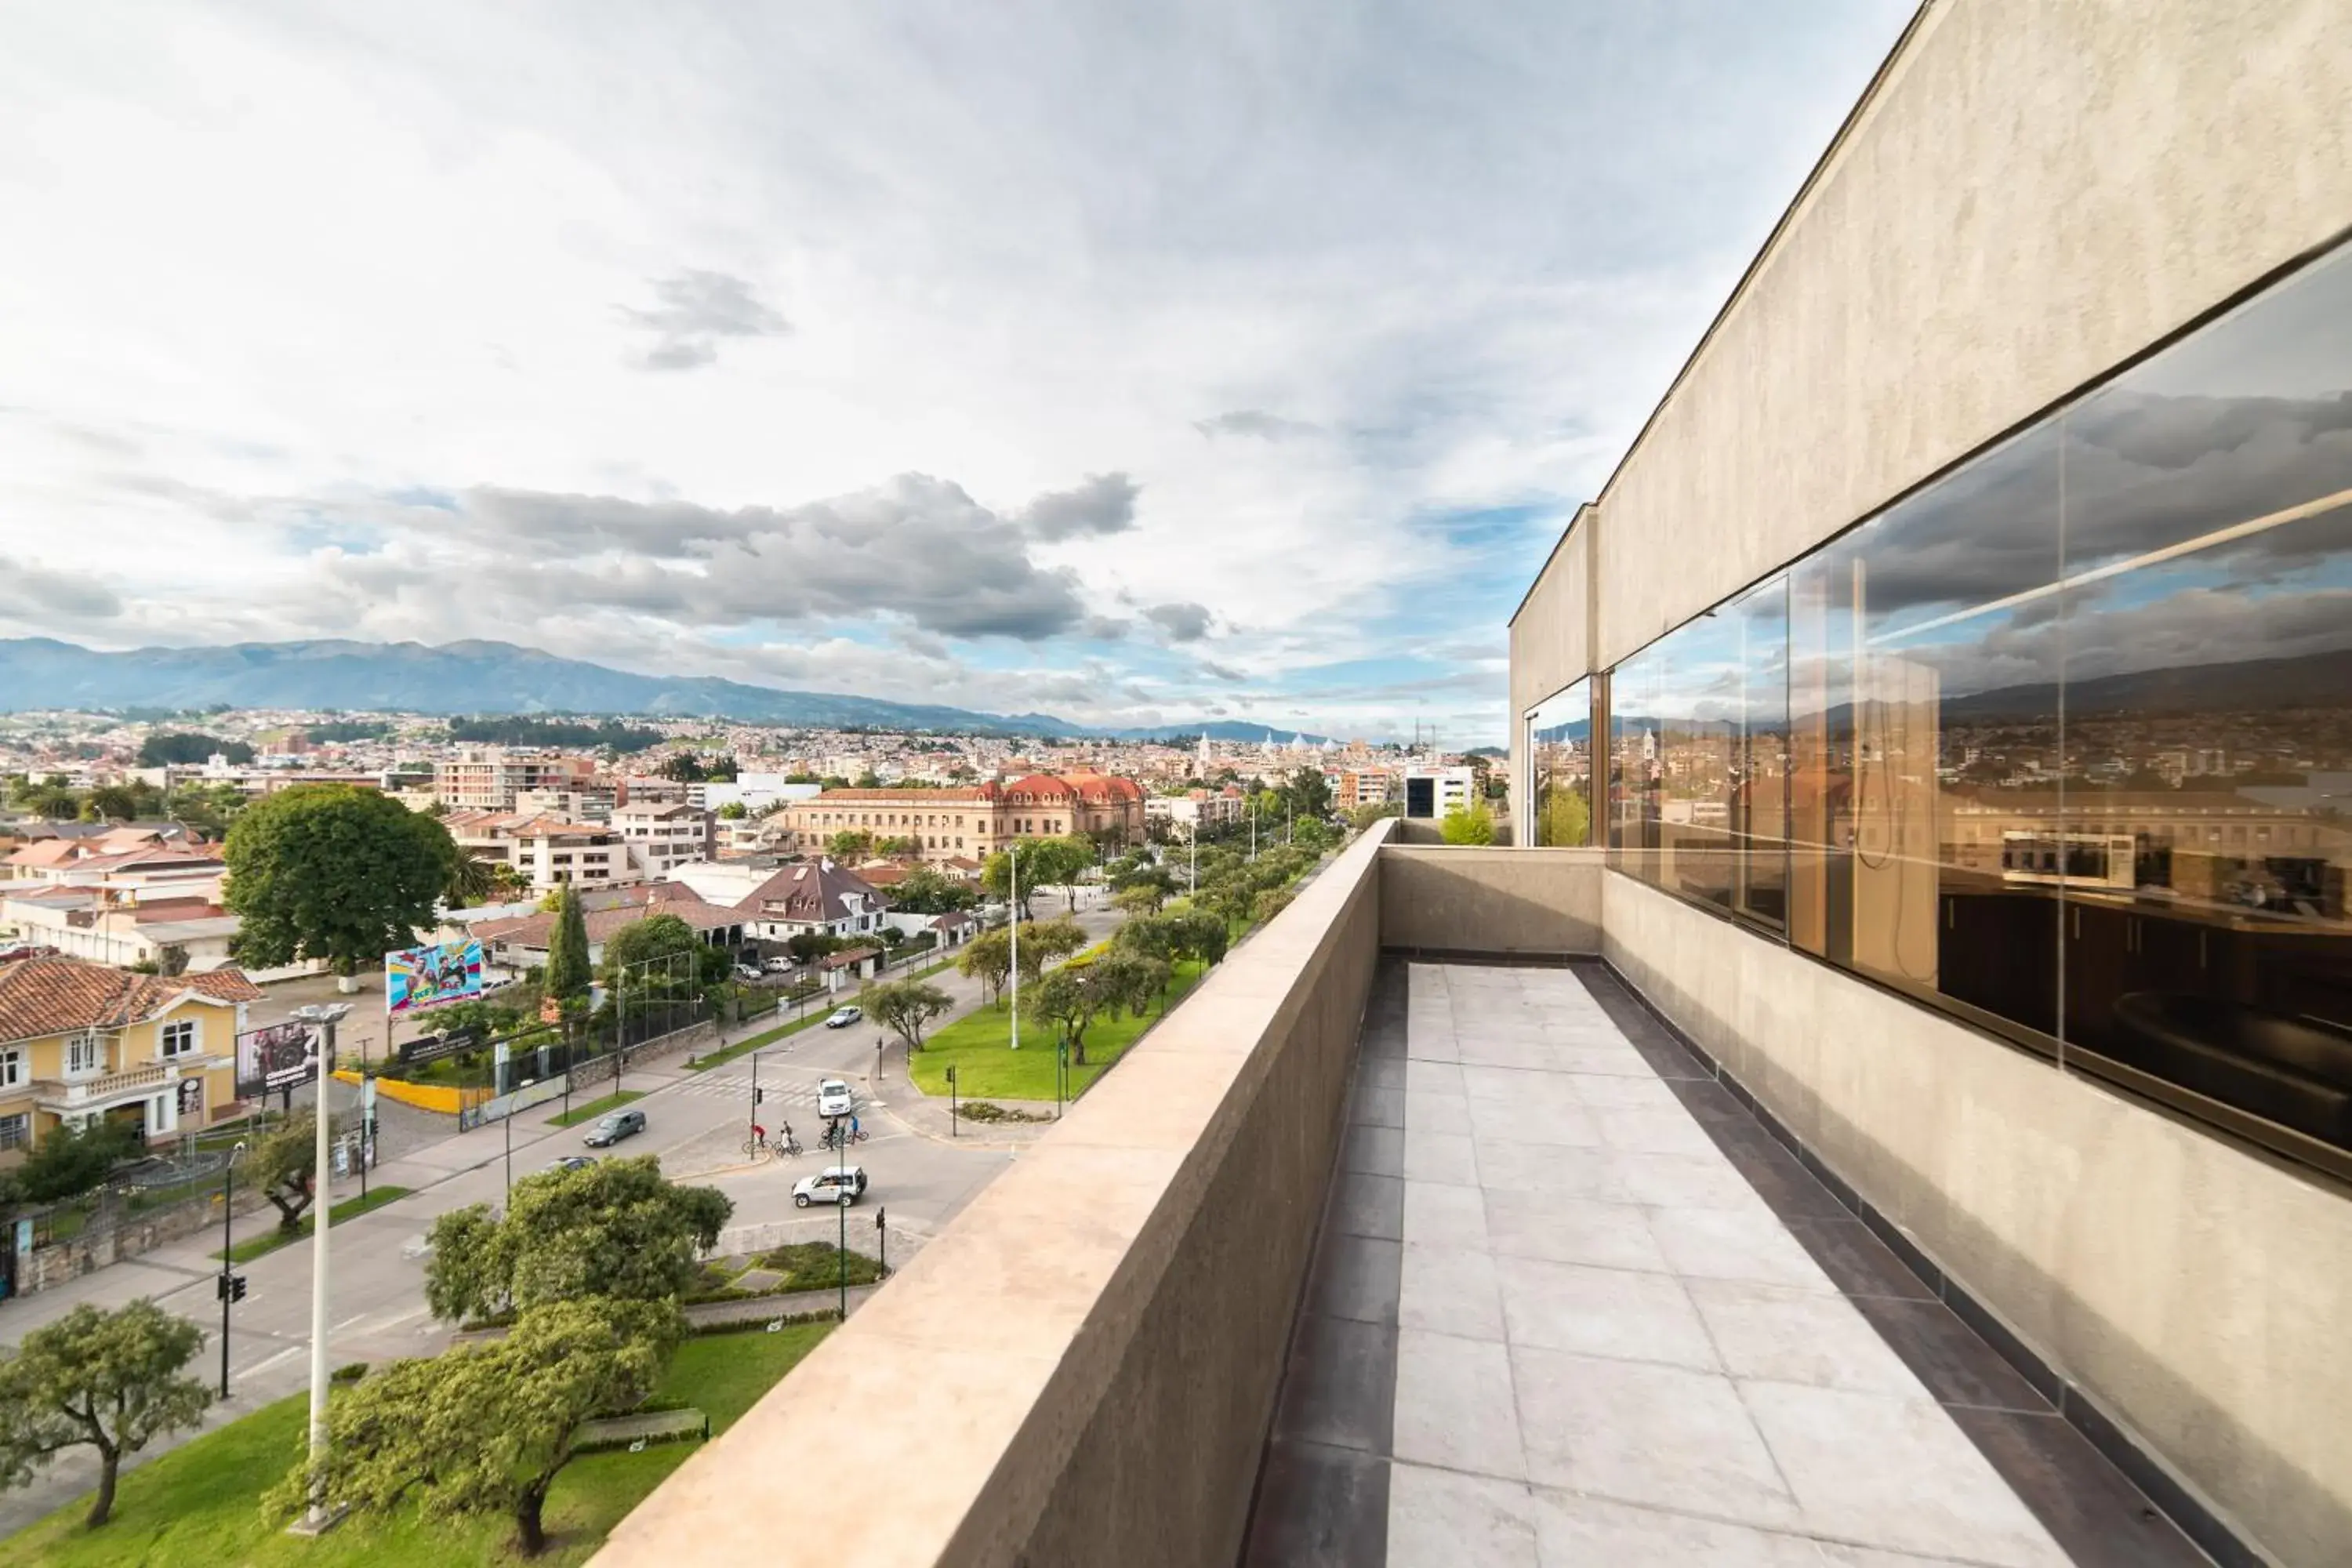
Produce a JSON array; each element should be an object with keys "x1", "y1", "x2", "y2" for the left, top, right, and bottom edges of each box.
[{"x1": 670, "y1": 1073, "x2": 826, "y2": 1107}]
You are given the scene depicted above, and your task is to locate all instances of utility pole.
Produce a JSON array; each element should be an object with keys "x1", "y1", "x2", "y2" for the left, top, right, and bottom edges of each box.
[
  {"x1": 1008, "y1": 843, "x2": 1021, "y2": 1054},
  {"x1": 288, "y1": 1003, "x2": 350, "y2": 1535},
  {"x1": 216, "y1": 1140, "x2": 246, "y2": 1399}
]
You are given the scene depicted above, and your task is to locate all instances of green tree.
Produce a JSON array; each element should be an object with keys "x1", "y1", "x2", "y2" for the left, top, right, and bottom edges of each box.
[
  {"x1": 271, "y1": 1297, "x2": 677, "y2": 1556},
  {"x1": 0, "y1": 1300, "x2": 210, "y2": 1527},
  {"x1": 543, "y1": 884, "x2": 591, "y2": 1006},
  {"x1": 18, "y1": 782, "x2": 81, "y2": 820},
  {"x1": 222, "y1": 784, "x2": 460, "y2": 977},
  {"x1": 1033, "y1": 835, "x2": 1096, "y2": 914},
  {"x1": 826, "y1": 829, "x2": 875, "y2": 860},
  {"x1": 1279, "y1": 764, "x2": 1334, "y2": 822},
  {"x1": 137, "y1": 732, "x2": 252, "y2": 767},
  {"x1": 599, "y1": 913, "x2": 702, "y2": 991},
  {"x1": 1014, "y1": 916, "x2": 1087, "y2": 986},
  {"x1": 446, "y1": 851, "x2": 501, "y2": 907},
  {"x1": 956, "y1": 927, "x2": 1013, "y2": 1008},
  {"x1": 165, "y1": 782, "x2": 246, "y2": 837},
  {"x1": 1252, "y1": 886, "x2": 1297, "y2": 927},
  {"x1": 1022, "y1": 967, "x2": 1100, "y2": 1066},
  {"x1": 785, "y1": 930, "x2": 848, "y2": 966},
  {"x1": 1441, "y1": 801, "x2": 1497, "y2": 845},
  {"x1": 717, "y1": 800, "x2": 749, "y2": 820},
  {"x1": 1090, "y1": 949, "x2": 1172, "y2": 1023},
  {"x1": 877, "y1": 835, "x2": 924, "y2": 857},
  {"x1": 861, "y1": 977, "x2": 955, "y2": 1051},
  {"x1": 1168, "y1": 906, "x2": 1231, "y2": 969},
  {"x1": 1349, "y1": 800, "x2": 1403, "y2": 832},
  {"x1": 85, "y1": 782, "x2": 146, "y2": 821},
  {"x1": 424, "y1": 1156, "x2": 731, "y2": 1325},
  {"x1": 891, "y1": 865, "x2": 977, "y2": 915},
  {"x1": 256, "y1": 1111, "x2": 325, "y2": 1235},
  {"x1": 11, "y1": 1117, "x2": 142, "y2": 1204},
  {"x1": 1111, "y1": 882, "x2": 1167, "y2": 918},
  {"x1": 657, "y1": 753, "x2": 707, "y2": 784},
  {"x1": 1112, "y1": 910, "x2": 1183, "y2": 967}
]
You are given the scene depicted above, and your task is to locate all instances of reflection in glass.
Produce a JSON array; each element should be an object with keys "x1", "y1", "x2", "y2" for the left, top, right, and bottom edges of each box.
[
  {"x1": 1525, "y1": 680, "x2": 1594, "y2": 847},
  {"x1": 1601, "y1": 238, "x2": 2352, "y2": 1157}
]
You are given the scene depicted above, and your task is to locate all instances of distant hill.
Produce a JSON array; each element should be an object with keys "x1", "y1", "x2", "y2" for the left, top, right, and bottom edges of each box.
[
  {"x1": 0, "y1": 637, "x2": 1335, "y2": 742},
  {"x1": 1943, "y1": 649, "x2": 2352, "y2": 720},
  {"x1": 1103, "y1": 721, "x2": 1335, "y2": 745}
]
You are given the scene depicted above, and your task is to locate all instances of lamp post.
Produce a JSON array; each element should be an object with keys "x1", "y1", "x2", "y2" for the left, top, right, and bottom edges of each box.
[
  {"x1": 837, "y1": 1161, "x2": 848, "y2": 1319},
  {"x1": 1007, "y1": 843, "x2": 1021, "y2": 1054},
  {"x1": 503, "y1": 1105, "x2": 514, "y2": 1196},
  {"x1": 216, "y1": 1140, "x2": 246, "y2": 1399},
  {"x1": 288, "y1": 1001, "x2": 350, "y2": 1534},
  {"x1": 946, "y1": 1063, "x2": 958, "y2": 1138}
]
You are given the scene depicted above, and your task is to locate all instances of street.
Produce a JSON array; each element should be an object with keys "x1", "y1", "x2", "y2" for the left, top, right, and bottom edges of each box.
[{"x1": 0, "y1": 893, "x2": 1121, "y2": 1539}]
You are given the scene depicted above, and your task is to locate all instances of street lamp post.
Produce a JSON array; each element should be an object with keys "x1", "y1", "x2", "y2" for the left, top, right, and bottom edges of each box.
[
  {"x1": 946, "y1": 1063, "x2": 958, "y2": 1138},
  {"x1": 217, "y1": 1140, "x2": 246, "y2": 1399},
  {"x1": 288, "y1": 1001, "x2": 350, "y2": 1534},
  {"x1": 1007, "y1": 843, "x2": 1021, "y2": 1054},
  {"x1": 503, "y1": 1106, "x2": 514, "y2": 1196}
]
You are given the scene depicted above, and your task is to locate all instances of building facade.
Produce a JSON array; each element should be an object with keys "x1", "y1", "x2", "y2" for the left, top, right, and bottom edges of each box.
[
  {"x1": 433, "y1": 748, "x2": 598, "y2": 812},
  {"x1": 0, "y1": 958, "x2": 260, "y2": 1160},
  {"x1": 777, "y1": 773, "x2": 1146, "y2": 861},
  {"x1": 609, "y1": 800, "x2": 713, "y2": 878},
  {"x1": 1504, "y1": 6, "x2": 2352, "y2": 1561}
]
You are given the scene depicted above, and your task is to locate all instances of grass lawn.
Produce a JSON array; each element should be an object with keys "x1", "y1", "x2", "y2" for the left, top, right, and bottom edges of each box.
[
  {"x1": 216, "y1": 1187, "x2": 412, "y2": 1265},
  {"x1": 904, "y1": 958, "x2": 1207, "y2": 1102},
  {"x1": 546, "y1": 1090, "x2": 645, "y2": 1127},
  {"x1": 2, "y1": 1323, "x2": 833, "y2": 1566}
]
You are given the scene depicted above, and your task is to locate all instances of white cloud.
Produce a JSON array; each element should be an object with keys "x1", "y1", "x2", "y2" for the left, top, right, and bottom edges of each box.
[{"x1": 0, "y1": 0, "x2": 1913, "y2": 740}]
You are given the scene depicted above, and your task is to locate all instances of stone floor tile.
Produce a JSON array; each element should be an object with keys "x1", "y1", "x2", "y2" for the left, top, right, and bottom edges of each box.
[
  {"x1": 1465, "y1": 1095, "x2": 1602, "y2": 1147},
  {"x1": 1740, "y1": 1381, "x2": 2071, "y2": 1568},
  {"x1": 1564, "y1": 1072, "x2": 1683, "y2": 1109},
  {"x1": 1482, "y1": 1192, "x2": 1669, "y2": 1273},
  {"x1": 1273, "y1": 1312, "x2": 1398, "y2": 1454},
  {"x1": 1602, "y1": 1149, "x2": 1770, "y2": 1210},
  {"x1": 1851, "y1": 1299, "x2": 2054, "y2": 1414},
  {"x1": 1393, "y1": 1329, "x2": 1526, "y2": 1480},
  {"x1": 1307, "y1": 1233, "x2": 1403, "y2": 1326},
  {"x1": 1646, "y1": 1205, "x2": 1837, "y2": 1290},
  {"x1": 1403, "y1": 1129, "x2": 1479, "y2": 1185},
  {"x1": 1471, "y1": 1139, "x2": 1613, "y2": 1200},
  {"x1": 1403, "y1": 1059, "x2": 1465, "y2": 1095},
  {"x1": 1399, "y1": 1240, "x2": 1505, "y2": 1339},
  {"x1": 1457, "y1": 1036, "x2": 1564, "y2": 1071},
  {"x1": 1388, "y1": 1462, "x2": 1541, "y2": 1568},
  {"x1": 1349, "y1": 1084, "x2": 1405, "y2": 1128},
  {"x1": 1402, "y1": 1091, "x2": 1472, "y2": 1135},
  {"x1": 1401, "y1": 1178, "x2": 1489, "y2": 1248},
  {"x1": 1460, "y1": 1064, "x2": 1586, "y2": 1104},
  {"x1": 1526, "y1": 1488, "x2": 1901, "y2": 1567},
  {"x1": 1686, "y1": 1278, "x2": 1920, "y2": 1395},
  {"x1": 1944, "y1": 1408, "x2": 2211, "y2": 1568},
  {"x1": 1508, "y1": 1347, "x2": 1798, "y2": 1528},
  {"x1": 1240, "y1": 1439, "x2": 1389, "y2": 1568},
  {"x1": 1341, "y1": 1122, "x2": 1406, "y2": 1178},
  {"x1": 1592, "y1": 1103, "x2": 1725, "y2": 1158},
  {"x1": 1496, "y1": 1254, "x2": 1717, "y2": 1369},
  {"x1": 1327, "y1": 1171, "x2": 1404, "y2": 1243},
  {"x1": 1780, "y1": 1217, "x2": 1937, "y2": 1301}
]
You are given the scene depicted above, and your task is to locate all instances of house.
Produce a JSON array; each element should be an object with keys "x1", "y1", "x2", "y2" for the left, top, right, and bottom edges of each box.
[
  {"x1": 737, "y1": 859, "x2": 889, "y2": 942},
  {"x1": 467, "y1": 893, "x2": 750, "y2": 971},
  {"x1": 0, "y1": 956, "x2": 262, "y2": 1160}
]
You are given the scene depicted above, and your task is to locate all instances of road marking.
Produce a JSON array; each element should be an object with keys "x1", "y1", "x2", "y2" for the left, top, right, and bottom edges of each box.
[{"x1": 244, "y1": 1345, "x2": 303, "y2": 1378}]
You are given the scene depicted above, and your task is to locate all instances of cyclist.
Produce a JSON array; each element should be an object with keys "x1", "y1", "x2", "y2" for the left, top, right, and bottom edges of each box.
[
  {"x1": 751, "y1": 1120, "x2": 767, "y2": 1148},
  {"x1": 780, "y1": 1119, "x2": 799, "y2": 1154},
  {"x1": 849, "y1": 1112, "x2": 862, "y2": 1143}
]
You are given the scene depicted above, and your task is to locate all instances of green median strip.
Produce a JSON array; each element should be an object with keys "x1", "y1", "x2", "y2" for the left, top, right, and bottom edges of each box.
[
  {"x1": 686, "y1": 1008, "x2": 828, "y2": 1071},
  {"x1": 545, "y1": 1089, "x2": 646, "y2": 1127},
  {"x1": 216, "y1": 1186, "x2": 412, "y2": 1265}
]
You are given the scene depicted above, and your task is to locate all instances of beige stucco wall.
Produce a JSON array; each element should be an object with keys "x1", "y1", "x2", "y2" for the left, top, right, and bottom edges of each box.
[
  {"x1": 1579, "y1": 0, "x2": 2352, "y2": 665},
  {"x1": 1508, "y1": 507, "x2": 1592, "y2": 842},
  {"x1": 1602, "y1": 871, "x2": 2352, "y2": 1566},
  {"x1": 1380, "y1": 845, "x2": 1601, "y2": 956},
  {"x1": 597, "y1": 820, "x2": 1392, "y2": 1568}
]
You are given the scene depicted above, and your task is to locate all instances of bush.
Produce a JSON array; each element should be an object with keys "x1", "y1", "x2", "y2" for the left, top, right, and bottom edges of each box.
[
  {"x1": 331, "y1": 1362, "x2": 369, "y2": 1384},
  {"x1": 753, "y1": 1241, "x2": 885, "y2": 1289},
  {"x1": 955, "y1": 1101, "x2": 1053, "y2": 1125}
]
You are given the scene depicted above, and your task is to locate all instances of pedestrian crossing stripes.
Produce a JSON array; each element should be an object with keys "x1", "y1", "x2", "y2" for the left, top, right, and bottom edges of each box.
[{"x1": 672, "y1": 1074, "x2": 826, "y2": 1105}]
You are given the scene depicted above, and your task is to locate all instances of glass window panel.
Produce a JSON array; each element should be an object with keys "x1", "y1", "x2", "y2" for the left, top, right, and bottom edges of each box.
[
  {"x1": 2056, "y1": 245, "x2": 2352, "y2": 1151},
  {"x1": 1525, "y1": 679, "x2": 1595, "y2": 847},
  {"x1": 1733, "y1": 579, "x2": 1791, "y2": 927}
]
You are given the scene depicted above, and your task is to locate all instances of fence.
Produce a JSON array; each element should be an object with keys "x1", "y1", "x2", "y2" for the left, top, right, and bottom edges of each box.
[
  {"x1": 5, "y1": 1163, "x2": 270, "y2": 1299},
  {"x1": 456, "y1": 1015, "x2": 720, "y2": 1130}
]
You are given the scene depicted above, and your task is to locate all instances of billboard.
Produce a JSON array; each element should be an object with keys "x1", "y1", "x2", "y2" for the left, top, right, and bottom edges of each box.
[
  {"x1": 235, "y1": 1021, "x2": 320, "y2": 1098},
  {"x1": 386, "y1": 938, "x2": 486, "y2": 1016}
]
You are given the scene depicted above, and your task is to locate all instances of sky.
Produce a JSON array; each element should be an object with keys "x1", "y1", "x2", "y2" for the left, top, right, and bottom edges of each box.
[{"x1": 0, "y1": 1, "x2": 1912, "y2": 744}]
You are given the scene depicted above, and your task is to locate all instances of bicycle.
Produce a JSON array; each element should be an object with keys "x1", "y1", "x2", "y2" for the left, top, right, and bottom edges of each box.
[{"x1": 740, "y1": 1128, "x2": 775, "y2": 1160}]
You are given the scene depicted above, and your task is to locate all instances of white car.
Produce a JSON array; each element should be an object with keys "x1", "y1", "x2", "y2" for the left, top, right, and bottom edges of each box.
[
  {"x1": 817, "y1": 1078, "x2": 855, "y2": 1118},
  {"x1": 792, "y1": 1165, "x2": 868, "y2": 1208},
  {"x1": 763, "y1": 955, "x2": 796, "y2": 974},
  {"x1": 826, "y1": 1005, "x2": 862, "y2": 1029}
]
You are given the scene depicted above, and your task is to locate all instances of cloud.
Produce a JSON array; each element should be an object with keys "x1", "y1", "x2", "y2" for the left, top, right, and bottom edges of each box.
[
  {"x1": 1194, "y1": 409, "x2": 1321, "y2": 441},
  {"x1": 1145, "y1": 601, "x2": 1213, "y2": 641},
  {"x1": 0, "y1": 557, "x2": 122, "y2": 622},
  {"x1": 621, "y1": 270, "x2": 788, "y2": 371},
  {"x1": 1019, "y1": 473, "x2": 1139, "y2": 541}
]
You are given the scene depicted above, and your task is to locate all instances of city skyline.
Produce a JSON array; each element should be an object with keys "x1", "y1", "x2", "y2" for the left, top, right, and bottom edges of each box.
[{"x1": 0, "y1": 1, "x2": 1909, "y2": 739}]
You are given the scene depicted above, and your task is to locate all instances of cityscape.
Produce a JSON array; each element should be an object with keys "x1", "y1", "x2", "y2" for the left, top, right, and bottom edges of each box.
[{"x1": 3, "y1": 5, "x2": 2347, "y2": 1568}]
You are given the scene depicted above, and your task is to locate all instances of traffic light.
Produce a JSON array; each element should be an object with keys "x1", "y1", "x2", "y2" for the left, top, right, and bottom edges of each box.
[
  {"x1": 753, "y1": 1087, "x2": 764, "y2": 1105},
  {"x1": 876, "y1": 1207, "x2": 887, "y2": 1232},
  {"x1": 217, "y1": 1273, "x2": 249, "y2": 1302}
]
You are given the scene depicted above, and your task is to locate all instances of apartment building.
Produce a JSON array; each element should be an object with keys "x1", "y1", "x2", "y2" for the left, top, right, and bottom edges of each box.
[
  {"x1": 432, "y1": 748, "x2": 597, "y2": 811},
  {"x1": 1331, "y1": 768, "x2": 1398, "y2": 812},
  {"x1": 443, "y1": 811, "x2": 642, "y2": 893},
  {"x1": 1143, "y1": 788, "x2": 1247, "y2": 834},
  {"x1": 0, "y1": 956, "x2": 260, "y2": 1160},
  {"x1": 1399, "y1": 764, "x2": 1474, "y2": 820},
  {"x1": 609, "y1": 800, "x2": 712, "y2": 877}
]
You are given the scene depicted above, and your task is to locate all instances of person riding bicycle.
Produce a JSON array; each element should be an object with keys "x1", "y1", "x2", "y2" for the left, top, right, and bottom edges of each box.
[
  {"x1": 849, "y1": 1112, "x2": 862, "y2": 1142},
  {"x1": 750, "y1": 1120, "x2": 767, "y2": 1146}
]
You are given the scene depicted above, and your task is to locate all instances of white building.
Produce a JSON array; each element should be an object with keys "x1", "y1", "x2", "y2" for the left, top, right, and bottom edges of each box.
[
  {"x1": 610, "y1": 800, "x2": 713, "y2": 877},
  {"x1": 1402, "y1": 766, "x2": 1475, "y2": 821}
]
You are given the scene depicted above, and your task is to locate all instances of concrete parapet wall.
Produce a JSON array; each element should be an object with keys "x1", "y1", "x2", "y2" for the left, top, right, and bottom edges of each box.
[
  {"x1": 1379, "y1": 845, "x2": 1602, "y2": 956},
  {"x1": 594, "y1": 819, "x2": 1392, "y2": 1568},
  {"x1": 1601, "y1": 869, "x2": 2352, "y2": 1566}
]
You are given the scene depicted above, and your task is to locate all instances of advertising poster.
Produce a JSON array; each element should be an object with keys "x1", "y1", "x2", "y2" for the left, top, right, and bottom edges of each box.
[
  {"x1": 234, "y1": 1021, "x2": 318, "y2": 1098},
  {"x1": 386, "y1": 937, "x2": 486, "y2": 1016}
]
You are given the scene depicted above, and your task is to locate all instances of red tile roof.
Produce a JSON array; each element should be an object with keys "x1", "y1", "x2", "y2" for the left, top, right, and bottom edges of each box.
[{"x1": 0, "y1": 956, "x2": 260, "y2": 1045}]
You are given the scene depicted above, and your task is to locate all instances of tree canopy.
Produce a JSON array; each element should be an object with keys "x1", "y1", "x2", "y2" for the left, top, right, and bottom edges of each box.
[
  {"x1": 137, "y1": 731, "x2": 252, "y2": 767},
  {"x1": 598, "y1": 912, "x2": 703, "y2": 991},
  {"x1": 0, "y1": 1299, "x2": 211, "y2": 1527},
  {"x1": 956, "y1": 927, "x2": 1013, "y2": 1007},
  {"x1": 1441, "y1": 801, "x2": 1497, "y2": 845},
  {"x1": 861, "y1": 977, "x2": 955, "y2": 1051},
  {"x1": 255, "y1": 1110, "x2": 324, "y2": 1234},
  {"x1": 543, "y1": 884, "x2": 591, "y2": 1005},
  {"x1": 223, "y1": 784, "x2": 461, "y2": 975},
  {"x1": 7, "y1": 1116, "x2": 142, "y2": 1206},
  {"x1": 890, "y1": 865, "x2": 977, "y2": 914},
  {"x1": 273, "y1": 1297, "x2": 677, "y2": 1556},
  {"x1": 423, "y1": 1156, "x2": 733, "y2": 1326}
]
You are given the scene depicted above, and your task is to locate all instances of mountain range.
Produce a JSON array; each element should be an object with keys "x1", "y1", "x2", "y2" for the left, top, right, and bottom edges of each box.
[{"x1": 0, "y1": 637, "x2": 1330, "y2": 744}]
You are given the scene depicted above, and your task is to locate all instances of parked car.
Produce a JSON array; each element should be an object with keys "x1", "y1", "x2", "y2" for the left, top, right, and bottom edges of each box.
[
  {"x1": 764, "y1": 955, "x2": 796, "y2": 974},
  {"x1": 826, "y1": 1005, "x2": 862, "y2": 1029},
  {"x1": 792, "y1": 1165, "x2": 868, "y2": 1208},
  {"x1": 583, "y1": 1109, "x2": 647, "y2": 1148},
  {"x1": 545, "y1": 1155, "x2": 597, "y2": 1173},
  {"x1": 817, "y1": 1078, "x2": 855, "y2": 1118},
  {"x1": 734, "y1": 963, "x2": 764, "y2": 982}
]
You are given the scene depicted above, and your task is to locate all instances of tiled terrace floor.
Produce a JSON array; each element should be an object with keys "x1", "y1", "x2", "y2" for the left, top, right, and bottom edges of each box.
[{"x1": 1243, "y1": 960, "x2": 2209, "y2": 1568}]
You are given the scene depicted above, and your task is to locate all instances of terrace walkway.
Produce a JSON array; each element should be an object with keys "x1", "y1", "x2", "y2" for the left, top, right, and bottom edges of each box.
[{"x1": 1243, "y1": 960, "x2": 2207, "y2": 1567}]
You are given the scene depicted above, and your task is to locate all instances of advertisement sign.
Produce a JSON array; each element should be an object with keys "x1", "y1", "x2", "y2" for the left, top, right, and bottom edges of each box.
[
  {"x1": 386, "y1": 938, "x2": 486, "y2": 1016},
  {"x1": 176, "y1": 1076, "x2": 203, "y2": 1121},
  {"x1": 234, "y1": 1022, "x2": 319, "y2": 1098},
  {"x1": 396, "y1": 1025, "x2": 482, "y2": 1069}
]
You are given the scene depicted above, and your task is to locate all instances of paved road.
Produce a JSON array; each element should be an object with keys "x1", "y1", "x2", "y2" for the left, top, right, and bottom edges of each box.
[{"x1": 0, "y1": 892, "x2": 1127, "y2": 1538}]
